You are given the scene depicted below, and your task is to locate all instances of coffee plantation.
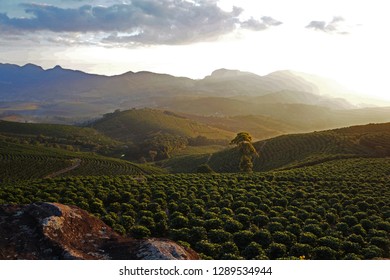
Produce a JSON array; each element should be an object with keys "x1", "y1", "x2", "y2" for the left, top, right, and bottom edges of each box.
[{"x1": 1, "y1": 158, "x2": 389, "y2": 259}]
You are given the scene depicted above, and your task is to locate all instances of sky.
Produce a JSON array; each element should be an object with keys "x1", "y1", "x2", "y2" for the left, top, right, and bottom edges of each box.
[{"x1": 0, "y1": 0, "x2": 389, "y2": 103}]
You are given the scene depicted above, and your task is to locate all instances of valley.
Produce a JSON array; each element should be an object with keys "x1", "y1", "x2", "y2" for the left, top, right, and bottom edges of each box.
[{"x1": 0, "y1": 64, "x2": 389, "y2": 260}]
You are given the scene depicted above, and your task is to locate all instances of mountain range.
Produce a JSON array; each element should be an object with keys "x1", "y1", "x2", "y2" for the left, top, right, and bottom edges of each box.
[{"x1": 1, "y1": 62, "x2": 390, "y2": 134}]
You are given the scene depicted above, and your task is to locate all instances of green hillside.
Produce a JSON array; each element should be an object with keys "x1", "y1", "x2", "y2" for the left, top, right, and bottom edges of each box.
[
  {"x1": 162, "y1": 122, "x2": 390, "y2": 173},
  {"x1": 90, "y1": 108, "x2": 235, "y2": 141},
  {"x1": 181, "y1": 113, "x2": 298, "y2": 140},
  {"x1": 159, "y1": 96, "x2": 390, "y2": 132},
  {"x1": 1, "y1": 119, "x2": 389, "y2": 260},
  {"x1": 0, "y1": 139, "x2": 162, "y2": 182},
  {"x1": 0, "y1": 120, "x2": 115, "y2": 145}
]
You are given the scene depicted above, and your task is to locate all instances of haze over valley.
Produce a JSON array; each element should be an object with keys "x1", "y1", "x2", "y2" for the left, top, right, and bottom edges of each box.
[{"x1": 1, "y1": 63, "x2": 390, "y2": 136}]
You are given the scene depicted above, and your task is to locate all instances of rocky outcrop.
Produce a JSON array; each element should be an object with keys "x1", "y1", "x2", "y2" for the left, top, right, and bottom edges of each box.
[{"x1": 0, "y1": 202, "x2": 199, "y2": 260}]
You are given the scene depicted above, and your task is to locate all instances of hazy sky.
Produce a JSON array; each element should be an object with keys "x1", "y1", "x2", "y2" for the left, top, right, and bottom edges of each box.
[{"x1": 0, "y1": 0, "x2": 389, "y2": 102}]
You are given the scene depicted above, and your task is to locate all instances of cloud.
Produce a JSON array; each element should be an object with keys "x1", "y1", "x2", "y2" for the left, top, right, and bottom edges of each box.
[
  {"x1": 0, "y1": 0, "x2": 282, "y2": 45},
  {"x1": 306, "y1": 16, "x2": 350, "y2": 34},
  {"x1": 241, "y1": 16, "x2": 282, "y2": 31}
]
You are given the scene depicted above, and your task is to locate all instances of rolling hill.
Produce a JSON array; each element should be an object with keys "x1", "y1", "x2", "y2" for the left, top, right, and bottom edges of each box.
[
  {"x1": 89, "y1": 108, "x2": 235, "y2": 142},
  {"x1": 0, "y1": 137, "x2": 162, "y2": 182},
  {"x1": 0, "y1": 120, "x2": 116, "y2": 145},
  {"x1": 158, "y1": 95, "x2": 390, "y2": 132},
  {"x1": 161, "y1": 122, "x2": 390, "y2": 173},
  {"x1": 179, "y1": 113, "x2": 298, "y2": 140}
]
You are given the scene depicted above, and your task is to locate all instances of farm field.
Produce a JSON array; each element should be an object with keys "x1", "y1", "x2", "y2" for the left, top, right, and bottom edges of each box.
[
  {"x1": 0, "y1": 138, "x2": 161, "y2": 182},
  {"x1": 2, "y1": 157, "x2": 389, "y2": 260}
]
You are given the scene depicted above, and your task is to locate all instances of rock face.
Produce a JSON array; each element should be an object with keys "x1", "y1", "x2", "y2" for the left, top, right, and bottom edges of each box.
[{"x1": 0, "y1": 202, "x2": 199, "y2": 260}]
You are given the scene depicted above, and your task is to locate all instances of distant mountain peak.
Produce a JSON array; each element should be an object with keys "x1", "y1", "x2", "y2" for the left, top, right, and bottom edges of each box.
[
  {"x1": 209, "y1": 68, "x2": 255, "y2": 78},
  {"x1": 21, "y1": 63, "x2": 43, "y2": 71},
  {"x1": 52, "y1": 65, "x2": 63, "y2": 70}
]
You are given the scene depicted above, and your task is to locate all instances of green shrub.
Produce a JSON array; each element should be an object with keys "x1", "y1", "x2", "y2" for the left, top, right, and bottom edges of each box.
[
  {"x1": 195, "y1": 240, "x2": 221, "y2": 259},
  {"x1": 312, "y1": 246, "x2": 337, "y2": 260},
  {"x1": 377, "y1": 221, "x2": 390, "y2": 231},
  {"x1": 188, "y1": 226, "x2": 207, "y2": 243},
  {"x1": 154, "y1": 220, "x2": 169, "y2": 236},
  {"x1": 341, "y1": 215, "x2": 359, "y2": 227},
  {"x1": 130, "y1": 225, "x2": 151, "y2": 239},
  {"x1": 242, "y1": 242, "x2": 267, "y2": 259},
  {"x1": 253, "y1": 229, "x2": 272, "y2": 248},
  {"x1": 220, "y1": 242, "x2": 240, "y2": 256},
  {"x1": 170, "y1": 228, "x2": 190, "y2": 242},
  {"x1": 235, "y1": 213, "x2": 251, "y2": 228},
  {"x1": 347, "y1": 234, "x2": 365, "y2": 246},
  {"x1": 325, "y1": 213, "x2": 338, "y2": 225},
  {"x1": 343, "y1": 253, "x2": 361, "y2": 260},
  {"x1": 139, "y1": 216, "x2": 155, "y2": 229},
  {"x1": 208, "y1": 229, "x2": 233, "y2": 244},
  {"x1": 317, "y1": 236, "x2": 341, "y2": 251},
  {"x1": 272, "y1": 231, "x2": 296, "y2": 247},
  {"x1": 302, "y1": 224, "x2": 322, "y2": 237},
  {"x1": 268, "y1": 243, "x2": 287, "y2": 259},
  {"x1": 268, "y1": 222, "x2": 284, "y2": 233},
  {"x1": 170, "y1": 215, "x2": 189, "y2": 229},
  {"x1": 204, "y1": 218, "x2": 223, "y2": 230},
  {"x1": 362, "y1": 245, "x2": 384, "y2": 259},
  {"x1": 290, "y1": 243, "x2": 312, "y2": 259},
  {"x1": 360, "y1": 219, "x2": 374, "y2": 231},
  {"x1": 197, "y1": 164, "x2": 215, "y2": 173},
  {"x1": 342, "y1": 241, "x2": 361, "y2": 254},
  {"x1": 219, "y1": 253, "x2": 243, "y2": 260},
  {"x1": 233, "y1": 230, "x2": 254, "y2": 249},
  {"x1": 336, "y1": 222, "x2": 350, "y2": 236},
  {"x1": 224, "y1": 219, "x2": 243, "y2": 233},
  {"x1": 300, "y1": 232, "x2": 317, "y2": 246}
]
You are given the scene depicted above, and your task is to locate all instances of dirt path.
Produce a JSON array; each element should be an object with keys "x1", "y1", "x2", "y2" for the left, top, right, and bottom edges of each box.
[
  {"x1": 44, "y1": 158, "x2": 81, "y2": 179},
  {"x1": 258, "y1": 140, "x2": 267, "y2": 153},
  {"x1": 205, "y1": 153, "x2": 213, "y2": 164}
]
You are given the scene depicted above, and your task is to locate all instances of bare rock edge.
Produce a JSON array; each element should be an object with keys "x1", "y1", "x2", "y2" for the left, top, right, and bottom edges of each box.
[{"x1": 0, "y1": 202, "x2": 199, "y2": 260}]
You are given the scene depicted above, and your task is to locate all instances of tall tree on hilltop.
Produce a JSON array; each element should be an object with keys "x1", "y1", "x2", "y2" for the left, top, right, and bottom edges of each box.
[{"x1": 230, "y1": 132, "x2": 259, "y2": 173}]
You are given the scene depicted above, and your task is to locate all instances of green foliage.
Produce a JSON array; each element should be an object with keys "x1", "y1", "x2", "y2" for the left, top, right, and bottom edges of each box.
[
  {"x1": 0, "y1": 139, "x2": 162, "y2": 182},
  {"x1": 130, "y1": 225, "x2": 151, "y2": 239},
  {"x1": 290, "y1": 243, "x2": 312, "y2": 258},
  {"x1": 188, "y1": 227, "x2": 207, "y2": 243},
  {"x1": 268, "y1": 222, "x2": 284, "y2": 233},
  {"x1": 197, "y1": 164, "x2": 215, "y2": 174},
  {"x1": 272, "y1": 231, "x2": 296, "y2": 247},
  {"x1": 1, "y1": 162, "x2": 389, "y2": 259},
  {"x1": 224, "y1": 219, "x2": 243, "y2": 233},
  {"x1": 208, "y1": 229, "x2": 233, "y2": 244},
  {"x1": 195, "y1": 240, "x2": 221, "y2": 259},
  {"x1": 317, "y1": 236, "x2": 341, "y2": 251},
  {"x1": 233, "y1": 230, "x2": 254, "y2": 249},
  {"x1": 312, "y1": 246, "x2": 337, "y2": 260},
  {"x1": 167, "y1": 122, "x2": 390, "y2": 173},
  {"x1": 93, "y1": 108, "x2": 233, "y2": 142},
  {"x1": 230, "y1": 132, "x2": 258, "y2": 173},
  {"x1": 268, "y1": 243, "x2": 287, "y2": 259},
  {"x1": 91, "y1": 108, "x2": 233, "y2": 160},
  {"x1": 242, "y1": 242, "x2": 267, "y2": 259},
  {"x1": 300, "y1": 232, "x2": 317, "y2": 246}
]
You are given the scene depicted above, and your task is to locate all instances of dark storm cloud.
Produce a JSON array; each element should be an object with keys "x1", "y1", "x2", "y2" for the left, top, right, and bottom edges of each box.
[
  {"x1": 0, "y1": 0, "x2": 282, "y2": 45},
  {"x1": 306, "y1": 16, "x2": 349, "y2": 34}
]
